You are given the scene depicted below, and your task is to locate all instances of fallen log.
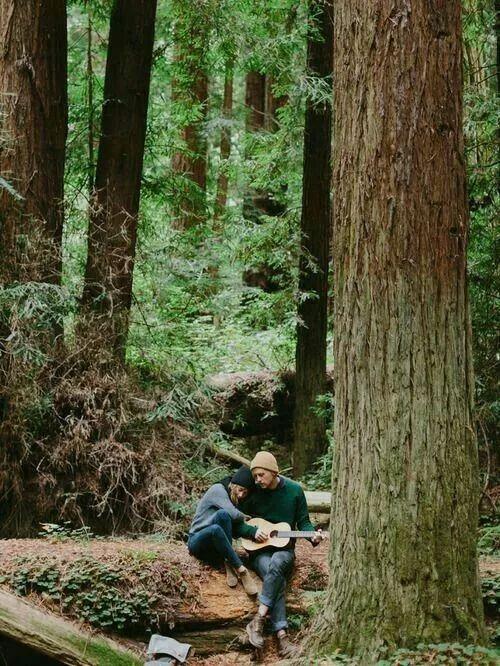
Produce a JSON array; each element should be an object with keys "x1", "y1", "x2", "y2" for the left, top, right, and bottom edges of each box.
[
  {"x1": 206, "y1": 367, "x2": 334, "y2": 438},
  {"x1": 172, "y1": 627, "x2": 245, "y2": 656},
  {"x1": 304, "y1": 491, "x2": 331, "y2": 513},
  {"x1": 207, "y1": 443, "x2": 251, "y2": 467},
  {"x1": 0, "y1": 539, "x2": 328, "y2": 641},
  {"x1": 208, "y1": 444, "x2": 332, "y2": 514},
  {"x1": 0, "y1": 588, "x2": 142, "y2": 666}
]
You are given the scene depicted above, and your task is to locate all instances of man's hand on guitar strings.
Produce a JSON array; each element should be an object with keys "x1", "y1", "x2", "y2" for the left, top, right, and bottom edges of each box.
[{"x1": 255, "y1": 528, "x2": 269, "y2": 543}]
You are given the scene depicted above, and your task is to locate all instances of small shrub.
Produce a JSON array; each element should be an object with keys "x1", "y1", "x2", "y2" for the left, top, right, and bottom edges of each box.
[{"x1": 478, "y1": 521, "x2": 500, "y2": 557}]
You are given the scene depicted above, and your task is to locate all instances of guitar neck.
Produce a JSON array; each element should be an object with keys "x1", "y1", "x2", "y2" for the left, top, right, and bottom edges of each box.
[{"x1": 276, "y1": 531, "x2": 327, "y2": 539}]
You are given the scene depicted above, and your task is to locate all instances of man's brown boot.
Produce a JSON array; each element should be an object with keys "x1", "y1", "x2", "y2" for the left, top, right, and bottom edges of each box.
[
  {"x1": 277, "y1": 633, "x2": 298, "y2": 658},
  {"x1": 224, "y1": 562, "x2": 238, "y2": 588},
  {"x1": 245, "y1": 613, "x2": 265, "y2": 648},
  {"x1": 239, "y1": 568, "x2": 258, "y2": 596}
]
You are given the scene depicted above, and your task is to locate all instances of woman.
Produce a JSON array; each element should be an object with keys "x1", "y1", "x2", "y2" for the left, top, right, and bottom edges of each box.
[{"x1": 187, "y1": 465, "x2": 258, "y2": 595}]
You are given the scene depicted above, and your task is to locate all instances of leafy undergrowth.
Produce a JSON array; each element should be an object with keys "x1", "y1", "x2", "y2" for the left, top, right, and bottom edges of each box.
[
  {"x1": 0, "y1": 537, "x2": 199, "y2": 635},
  {"x1": 0, "y1": 341, "x2": 231, "y2": 538},
  {"x1": 320, "y1": 643, "x2": 500, "y2": 665}
]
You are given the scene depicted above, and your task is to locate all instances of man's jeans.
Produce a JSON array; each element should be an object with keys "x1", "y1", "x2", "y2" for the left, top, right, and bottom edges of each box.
[
  {"x1": 187, "y1": 509, "x2": 243, "y2": 569},
  {"x1": 250, "y1": 549, "x2": 295, "y2": 632}
]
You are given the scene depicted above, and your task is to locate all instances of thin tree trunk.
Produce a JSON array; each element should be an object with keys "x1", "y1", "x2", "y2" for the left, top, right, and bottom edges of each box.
[
  {"x1": 245, "y1": 71, "x2": 266, "y2": 133},
  {"x1": 242, "y1": 70, "x2": 266, "y2": 221},
  {"x1": 214, "y1": 65, "x2": 233, "y2": 221},
  {"x1": 242, "y1": 71, "x2": 285, "y2": 291},
  {"x1": 292, "y1": 0, "x2": 333, "y2": 477},
  {"x1": 0, "y1": 0, "x2": 67, "y2": 285},
  {"x1": 303, "y1": 0, "x2": 485, "y2": 659},
  {"x1": 171, "y1": 4, "x2": 209, "y2": 230},
  {"x1": 86, "y1": 5, "x2": 94, "y2": 199},
  {"x1": 80, "y1": 0, "x2": 157, "y2": 361},
  {"x1": 496, "y1": 0, "x2": 500, "y2": 96}
]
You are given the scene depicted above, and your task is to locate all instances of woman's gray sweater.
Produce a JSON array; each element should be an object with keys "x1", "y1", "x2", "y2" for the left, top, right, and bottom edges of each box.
[{"x1": 188, "y1": 483, "x2": 245, "y2": 535}]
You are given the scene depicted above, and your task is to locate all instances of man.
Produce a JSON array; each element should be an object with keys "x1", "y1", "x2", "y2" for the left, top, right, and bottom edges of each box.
[
  {"x1": 239, "y1": 451, "x2": 322, "y2": 658},
  {"x1": 187, "y1": 465, "x2": 258, "y2": 595}
]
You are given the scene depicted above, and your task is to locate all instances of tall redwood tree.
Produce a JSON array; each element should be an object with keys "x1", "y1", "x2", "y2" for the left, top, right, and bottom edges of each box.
[
  {"x1": 293, "y1": 0, "x2": 333, "y2": 476},
  {"x1": 303, "y1": 0, "x2": 485, "y2": 658},
  {"x1": 0, "y1": 0, "x2": 67, "y2": 285},
  {"x1": 80, "y1": 0, "x2": 157, "y2": 360}
]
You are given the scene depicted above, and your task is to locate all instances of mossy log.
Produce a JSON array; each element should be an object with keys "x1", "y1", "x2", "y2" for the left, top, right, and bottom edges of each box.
[
  {"x1": 0, "y1": 538, "x2": 329, "y2": 658},
  {"x1": 0, "y1": 588, "x2": 142, "y2": 665}
]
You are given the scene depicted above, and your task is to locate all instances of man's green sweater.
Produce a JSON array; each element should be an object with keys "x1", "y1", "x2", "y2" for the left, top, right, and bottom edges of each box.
[{"x1": 235, "y1": 476, "x2": 315, "y2": 541}]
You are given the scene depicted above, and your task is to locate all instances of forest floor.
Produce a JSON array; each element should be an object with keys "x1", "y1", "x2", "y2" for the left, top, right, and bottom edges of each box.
[
  {"x1": 0, "y1": 536, "x2": 328, "y2": 663},
  {"x1": 0, "y1": 537, "x2": 497, "y2": 664}
]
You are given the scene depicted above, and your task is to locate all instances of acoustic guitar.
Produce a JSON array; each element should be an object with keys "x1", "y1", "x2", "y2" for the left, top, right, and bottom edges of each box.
[{"x1": 240, "y1": 517, "x2": 328, "y2": 552}]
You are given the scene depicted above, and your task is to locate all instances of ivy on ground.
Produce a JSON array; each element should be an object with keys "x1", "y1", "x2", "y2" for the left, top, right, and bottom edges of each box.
[
  {"x1": 323, "y1": 643, "x2": 499, "y2": 665},
  {"x1": 0, "y1": 551, "x2": 189, "y2": 634}
]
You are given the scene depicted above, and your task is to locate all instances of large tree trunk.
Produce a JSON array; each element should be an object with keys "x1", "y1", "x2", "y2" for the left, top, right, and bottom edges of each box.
[
  {"x1": 292, "y1": 0, "x2": 333, "y2": 477},
  {"x1": 0, "y1": 0, "x2": 67, "y2": 520},
  {"x1": 80, "y1": 0, "x2": 157, "y2": 361},
  {"x1": 0, "y1": 0, "x2": 67, "y2": 285},
  {"x1": 303, "y1": 0, "x2": 485, "y2": 659},
  {"x1": 171, "y1": 2, "x2": 208, "y2": 230}
]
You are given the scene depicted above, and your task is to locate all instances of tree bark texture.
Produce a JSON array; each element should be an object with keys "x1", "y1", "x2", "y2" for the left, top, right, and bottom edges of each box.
[
  {"x1": 0, "y1": 0, "x2": 67, "y2": 285},
  {"x1": 214, "y1": 65, "x2": 233, "y2": 221},
  {"x1": 305, "y1": 0, "x2": 485, "y2": 658},
  {"x1": 171, "y1": 3, "x2": 208, "y2": 229},
  {"x1": 245, "y1": 71, "x2": 266, "y2": 133},
  {"x1": 293, "y1": 0, "x2": 333, "y2": 477},
  {"x1": 80, "y1": 0, "x2": 157, "y2": 360}
]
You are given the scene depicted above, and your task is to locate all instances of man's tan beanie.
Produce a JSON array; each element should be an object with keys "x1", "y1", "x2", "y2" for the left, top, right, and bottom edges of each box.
[{"x1": 250, "y1": 451, "x2": 279, "y2": 473}]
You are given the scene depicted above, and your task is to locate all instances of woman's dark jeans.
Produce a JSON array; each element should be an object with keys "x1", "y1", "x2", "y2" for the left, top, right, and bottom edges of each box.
[{"x1": 187, "y1": 509, "x2": 243, "y2": 569}]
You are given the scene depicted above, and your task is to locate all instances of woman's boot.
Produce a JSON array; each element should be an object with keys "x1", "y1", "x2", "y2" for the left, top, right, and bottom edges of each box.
[{"x1": 224, "y1": 561, "x2": 238, "y2": 587}]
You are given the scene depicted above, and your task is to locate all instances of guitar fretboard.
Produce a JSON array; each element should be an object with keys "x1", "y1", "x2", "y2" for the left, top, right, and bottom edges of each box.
[{"x1": 276, "y1": 531, "x2": 328, "y2": 539}]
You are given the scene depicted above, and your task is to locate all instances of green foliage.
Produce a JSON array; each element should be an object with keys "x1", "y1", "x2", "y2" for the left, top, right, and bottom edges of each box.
[
  {"x1": 0, "y1": 551, "x2": 189, "y2": 634},
  {"x1": 302, "y1": 435, "x2": 334, "y2": 489},
  {"x1": 463, "y1": 2, "x2": 499, "y2": 475},
  {"x1": 38, "y1": 521, "x2": 95, "y2": 542},
  {"x1": 478, "y1": 520, "x2": 500, "y2": 556},
  {"x1": 0, "y1": 282, "x2": 70, "y2": 365},
  {"x1": 320, "y1": 644, "x2": 500, "y2": 665},
  {"x1": 376, "y1": 643, "x2": 500, "y2": 665}
]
